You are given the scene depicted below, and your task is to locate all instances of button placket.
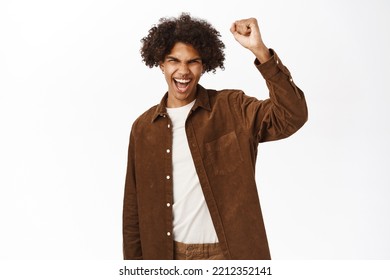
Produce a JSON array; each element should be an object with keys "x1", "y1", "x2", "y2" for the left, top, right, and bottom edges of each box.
[
  {"x1": 164, "y1": 116, "x2": 173, "y2": 242},
  {"x1": 166, "y1": 121, "x2": 172, "y2": 178}
]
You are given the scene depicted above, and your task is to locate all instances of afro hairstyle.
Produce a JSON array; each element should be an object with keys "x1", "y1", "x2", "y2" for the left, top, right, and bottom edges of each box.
[{"x1": 140, "y1": 13, "x2": 225, "y2": 73}]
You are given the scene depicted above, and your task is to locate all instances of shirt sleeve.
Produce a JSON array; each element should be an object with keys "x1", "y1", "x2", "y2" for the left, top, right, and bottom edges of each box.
[
  {"x1": 122, "y1": 128, "x2": 143, "y2": 259},
  {"x1": 234, "y1": 49, "x2": 308, "y2": 143}
]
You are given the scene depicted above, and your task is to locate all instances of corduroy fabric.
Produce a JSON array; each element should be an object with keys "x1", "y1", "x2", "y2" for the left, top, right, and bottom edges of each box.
[{"x1": 123, "y1": 49, "x2": 308, "y2": 260}]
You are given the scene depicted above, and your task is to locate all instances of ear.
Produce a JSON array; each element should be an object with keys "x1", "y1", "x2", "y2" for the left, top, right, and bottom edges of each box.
[{"x1": 159, "y1": 63, "x2": 165, "y2": 73}]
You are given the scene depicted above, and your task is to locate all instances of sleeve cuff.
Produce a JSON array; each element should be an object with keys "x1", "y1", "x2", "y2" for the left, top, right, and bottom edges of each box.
[{"x1": 254, "y1": 49, "x2": 290, "y2": 80}]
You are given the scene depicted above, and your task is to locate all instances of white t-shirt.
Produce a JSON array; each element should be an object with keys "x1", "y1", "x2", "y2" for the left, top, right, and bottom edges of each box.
[{"x1": 166, "y1": 100, "x2": 218, "y2": 244}]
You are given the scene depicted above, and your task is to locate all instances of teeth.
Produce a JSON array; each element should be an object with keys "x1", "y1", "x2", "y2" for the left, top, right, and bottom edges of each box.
[{"x1": 174, "y1": 78, "x2": 190, "y2": 83}]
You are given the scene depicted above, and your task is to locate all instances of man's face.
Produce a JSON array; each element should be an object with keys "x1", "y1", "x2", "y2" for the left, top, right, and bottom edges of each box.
[{"x1": 160, "y1": 42, "x2": 204, "y2": 108}]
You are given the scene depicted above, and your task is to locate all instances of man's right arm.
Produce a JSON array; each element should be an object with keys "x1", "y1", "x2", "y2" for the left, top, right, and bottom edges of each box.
[{"x1": 122, "y1": 129, "x2": 143, "y2": 260}]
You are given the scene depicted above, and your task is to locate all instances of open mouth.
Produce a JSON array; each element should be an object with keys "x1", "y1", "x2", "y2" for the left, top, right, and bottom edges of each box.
[{"x1": 174, "y1": 78, "x2": 191, "y2": 93}]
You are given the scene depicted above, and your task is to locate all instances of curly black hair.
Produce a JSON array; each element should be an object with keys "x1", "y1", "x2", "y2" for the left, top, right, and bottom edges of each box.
[{"x1": 140, "y1": 13, "x2": 225, "y2": 73}]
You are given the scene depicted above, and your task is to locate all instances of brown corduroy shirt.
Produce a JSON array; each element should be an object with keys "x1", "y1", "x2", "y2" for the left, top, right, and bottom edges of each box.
[{"x1": 123, "y1": 50, "x2": 308, "y2": 260}]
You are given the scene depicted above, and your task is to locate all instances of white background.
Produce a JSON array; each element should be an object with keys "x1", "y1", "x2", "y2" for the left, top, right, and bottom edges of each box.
[{"x1": 0, "y1": 0, "x2": 389, "y2": 260}]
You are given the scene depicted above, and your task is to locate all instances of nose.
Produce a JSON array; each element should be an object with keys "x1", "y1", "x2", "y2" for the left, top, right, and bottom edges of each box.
[{"x1": 178, "y1": 62, "x2": 190, "y2": 76}]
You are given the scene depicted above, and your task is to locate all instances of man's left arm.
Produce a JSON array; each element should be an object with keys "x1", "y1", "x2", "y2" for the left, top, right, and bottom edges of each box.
[{"x1": 231, "y1": 18, "x2": 308, "y2": 142}]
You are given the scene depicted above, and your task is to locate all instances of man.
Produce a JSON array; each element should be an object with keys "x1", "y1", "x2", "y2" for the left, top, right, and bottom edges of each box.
[{"x1": 123, "y1": 13, "x2": 308, "y2": 260}]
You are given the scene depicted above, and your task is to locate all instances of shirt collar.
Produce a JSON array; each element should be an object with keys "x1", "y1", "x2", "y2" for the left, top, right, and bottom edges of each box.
[{"x1": 151, "y1": 84, "x2": 211, "y2": 123}]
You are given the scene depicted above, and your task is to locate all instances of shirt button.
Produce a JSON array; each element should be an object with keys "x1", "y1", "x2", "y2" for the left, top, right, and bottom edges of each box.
[
  {"x1": 290, "y1": 78, "x2": 293, "y2": 82},
  {"x1": 276, "y1": 59, "x2": 279, "y2": 64},
  {"x1": 167, "y1": 232, "x2": 171, "y2": 236},
  {"x1": 167, "y1": 124, "x2": 170, "y2": 128},
  {"x1": 167, "y1": 203, "x2": 171, "y2": 207},
  {"x1": 166, "y1": 149, "x2": 170, "y2": 153},
  {"x1": 166, "y1": 175, "x2": 170, "y2": 180}
]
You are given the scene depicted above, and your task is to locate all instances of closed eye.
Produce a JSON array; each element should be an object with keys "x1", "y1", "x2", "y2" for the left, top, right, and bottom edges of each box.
[
  {"x1": 167, "y1": 58, "x2": 179, "y2": 63},
  {"x1": 188, "y1": 59, "x2": 202, "y2": 64},
  {"x1": 165, "y1": 56, "x2": 202, "y2": 65}
]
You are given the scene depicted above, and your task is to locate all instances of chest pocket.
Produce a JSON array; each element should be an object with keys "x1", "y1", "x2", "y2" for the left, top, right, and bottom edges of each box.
[{"x1": 205, "y1": 131, "x2": 244, "y2": 176}]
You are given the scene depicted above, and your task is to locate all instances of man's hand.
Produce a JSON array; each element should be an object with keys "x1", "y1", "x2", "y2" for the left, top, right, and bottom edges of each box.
[{"x1": 230, "y1": 18, "x2": 271, "y2": 63}]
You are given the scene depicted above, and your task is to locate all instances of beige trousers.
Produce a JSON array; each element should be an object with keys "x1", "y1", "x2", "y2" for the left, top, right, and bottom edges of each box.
[{"x1": 173, "y1": 241, "x2": 225, "y2": 260}]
